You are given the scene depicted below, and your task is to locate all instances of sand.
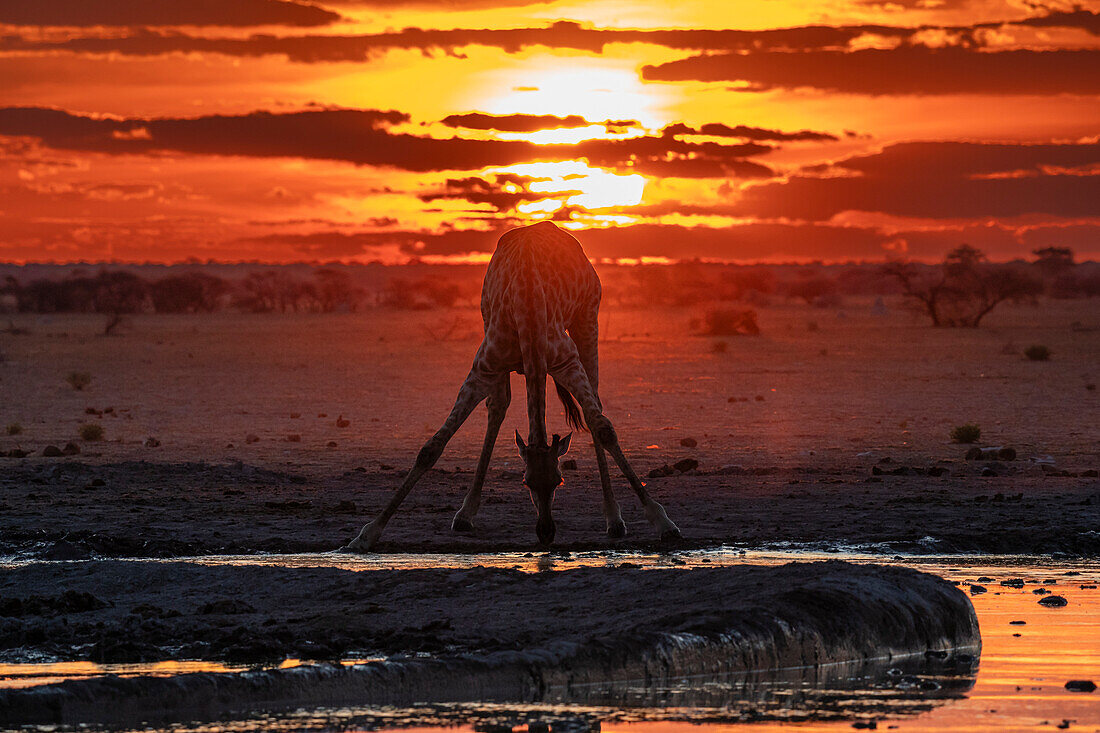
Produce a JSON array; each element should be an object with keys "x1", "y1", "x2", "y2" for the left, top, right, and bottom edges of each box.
[{"x1": 0, "y1": 298, "x2": 1097, "y2": 556}]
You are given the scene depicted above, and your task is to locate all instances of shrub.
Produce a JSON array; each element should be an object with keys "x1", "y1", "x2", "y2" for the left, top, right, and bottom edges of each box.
[
  {"x1": 79, "y1": 423, "x2": 104, "y2": 441},
  {"x1": 66, "y1": 372, "x2": 92, "y2": 391},
  {"x1": 1024, "y1": 344, "x2": 1051, "y2": 361},
  {"x1": 951, "y1": 423, "x2": 981, "y2": 444},
  {"x1": 6, "y1": 422, "x2": 21, "y2": 436},
  {"x1": 700, "y1": 308, "x2": 760, "y2": 336}
]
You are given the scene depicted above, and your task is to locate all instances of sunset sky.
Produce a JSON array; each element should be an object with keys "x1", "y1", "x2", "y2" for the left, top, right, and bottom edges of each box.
[{"x1": 1, "y1": 0, "x2": 1098, "y2": 264}]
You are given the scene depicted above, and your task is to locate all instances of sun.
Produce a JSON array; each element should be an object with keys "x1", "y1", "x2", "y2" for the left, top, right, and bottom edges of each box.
[
  {"x1": 486, "y1": 160, "x2": 646, "y2": 213},
  {"x1": 474, "y1": 59, "x2": 667, "y2": 131}
]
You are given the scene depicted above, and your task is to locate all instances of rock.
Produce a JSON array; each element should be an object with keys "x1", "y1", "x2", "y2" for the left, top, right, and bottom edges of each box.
[
  {"x1": 981, "y1": 467, "x2": 996, "y2": 477},
  {"x1": 679, "y1": 437, "x2": 698, "y2": 448},
  {"x1": 62, "y1": 442, "x2": 81, "y2": 455},
  {"x1": 143, "y1": 437, "x2": 160, "y2": 448},
  {"x1": 647, "y1": 464, "x2": 675, "y2": 478},
  {"x1": 1000, "y1": 578, "x2": 1025, "y2": 588},
  {"x1": 561, "y1": 459, "x2": 578, "y2": 470},
  {"x1": 1038, "y1": 595, "x2": 1068, "y2": 607},
  {"x1": 968, "y1": 585, "x2": 987, "y2": 595},
  {"x1": 285, "y1": 434, "x2": 301, "y2": 442},
  {"x1": 326, "y1": 441, "x2": 338, "y2": 448},
  {"x1": 966, "y1": 446, "x2": 1017, "y2": 461},
  {"x1": 43, "y1": 540, "x2": 91, "y2": 561},
  {"x1": 717, "y1": 464, "x2": 746, "y2": 475},
  {"x1": 336, "y1": 415, "x2": 350, "y2": 428},
  {"x1": 41, "y1": 445, "x2": 63, "y2": 457},
  {"x1": 673, "y1": 458, "x2": 699, "y2": 473},
  {"x1": 1065, "y1": 680, "x2": 1096, "y2": 693},
  {"x1": 1009, "y1": 620, "x2": 1026, "y2": 625},
  {"x1": 245, "y1": 434, "x2": 260, "y2": 444},
  {"x1": 198, "y1": 599, "x2": 257, "y2": 615}
]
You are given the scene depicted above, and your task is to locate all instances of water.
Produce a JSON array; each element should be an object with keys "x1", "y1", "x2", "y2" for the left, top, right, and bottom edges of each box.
[{"x1": 3, "y1": 550, "x2": 1097, "y2": 731}]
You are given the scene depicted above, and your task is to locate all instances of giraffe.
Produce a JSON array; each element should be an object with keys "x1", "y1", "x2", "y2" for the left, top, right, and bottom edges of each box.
[{"x1": 344, "y1": 221, "x2": 681, "y2": 551}]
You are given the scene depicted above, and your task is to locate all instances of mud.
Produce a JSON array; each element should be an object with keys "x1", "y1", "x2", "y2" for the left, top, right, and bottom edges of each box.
[
  {"x1": 0, "y1": 561, "x2": 978, "y2": 725},
  {"x1": 1, "y1": 459, "x2": 1098, "y2": 560}
]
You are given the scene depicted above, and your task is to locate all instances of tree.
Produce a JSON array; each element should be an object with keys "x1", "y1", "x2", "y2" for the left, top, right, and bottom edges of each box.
[{"x1": 885, "y1": 245, "x2": 1043, "y2": 327}]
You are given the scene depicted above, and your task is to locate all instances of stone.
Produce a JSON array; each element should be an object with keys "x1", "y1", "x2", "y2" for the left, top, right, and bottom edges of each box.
[
  {"x1": 41, "y1": 445, "x2": 63, "y2": 457},
  {"x1": 672, "y1": 458, "x2": 699, "y2": 473},
  {"x1": 1038, "y1": 595, "x2": 1068, "y2": 607},
  {"x1": 679, "y1": 437, "x2": 698, "y2": 448},
  {"x1": 1064, "y1": 680, "x2": 1096, "y2": 693}
]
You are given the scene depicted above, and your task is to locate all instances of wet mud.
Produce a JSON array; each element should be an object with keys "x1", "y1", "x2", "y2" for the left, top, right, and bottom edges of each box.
[
  {"x1": 1, "y1": 460, "x2": 1097, "y2": 560},
  {"x1": 0, "y1": 561, "x2": 978, "y2": 725}
]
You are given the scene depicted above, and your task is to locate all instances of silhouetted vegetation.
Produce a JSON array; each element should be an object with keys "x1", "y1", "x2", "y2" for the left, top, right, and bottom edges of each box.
[
  {"x1": 696, "y1": 308, "x2": 761, "y2": 336},
  {"x1": 78, "y1": 423, "x2": 104, "y2": 441},
  {"x1": 885, "y1": 245, "x2": 1043, "y2": 327},
  {"x1": 950, "y1": 423, "x2": 981, "y2": 444},
  {"x1": 1024, "y1": 344, "x2": 1052, "y2": 361},
  {"x1": 0, "y1": 250, "x2": 1095, "y2": 318}
]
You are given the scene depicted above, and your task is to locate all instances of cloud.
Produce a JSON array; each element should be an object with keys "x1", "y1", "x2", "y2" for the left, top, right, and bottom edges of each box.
[
  {"x1": 441, "y1": 113, "x2": 592, "y2": 132},
  {"x1": 0, "y1": 106, "x2": 773, "y2": 177},
  {"x1": 419, "y1": 174, "x2": 581, "y2": 211},
  {"x1": 0, "y1": 18, "x2": 1056, "y2": 63},
  {"x1": 642, "y1": 47, "x2": 1100, "y2": 95},
  {"x1": 0, "y1": 0, "x2": 341, "y2": 28},
  {"x1": 663, "y1": 123, "x2": 839, "y2": 142},
  {"x1": 731, "y1": 140, "x2": 1100, "y2": 220}
]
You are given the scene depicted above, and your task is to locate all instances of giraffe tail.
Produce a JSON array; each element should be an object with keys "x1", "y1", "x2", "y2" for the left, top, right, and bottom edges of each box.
[{"x1": 553, "y1": 378, "x2": 587, "y2": 432}]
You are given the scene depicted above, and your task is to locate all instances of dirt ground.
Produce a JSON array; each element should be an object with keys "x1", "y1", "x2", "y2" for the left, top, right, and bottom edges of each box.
[{"x1": 0, "y1": 299, "x2": 1097, "y2": 557}]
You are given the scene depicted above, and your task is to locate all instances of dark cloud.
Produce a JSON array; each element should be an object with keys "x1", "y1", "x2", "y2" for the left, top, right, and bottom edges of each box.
[
  {"x1": 0, "y1": 21, "x2": 988, "y2": 63},
  {"x1": 441, "y1": 113, "x2": 590, "y2": 132},
  {"x1": 663, "y1": 123, "x2": 839, "y2": 142},
  {"x1": 642, "y1": 47, "x2": 1100, "y2": 95},
  {"x1": 732, "y1": 141, "x2": 1100, "y2": 220},
  {"x1": 418, "y1": 175, "x2": 581, "y2": 211},
  {"x1": 0, "y1": 0, "x2": 340, "y2": 28},
  {"x1": 0, "y1": 107, "x2": 772, "y2": 177},
  {"x1": 5, "y1": 11, "x2": 1100, "y2": 61}
]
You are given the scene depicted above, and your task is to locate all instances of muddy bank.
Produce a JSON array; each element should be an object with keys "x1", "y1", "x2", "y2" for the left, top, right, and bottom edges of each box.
[
  {"x1": 1, "y1": 460, "x2": 1097, "y2": 559},
  {"x1": 0, "y1": 561, "x2": 978, "y2": 724}
]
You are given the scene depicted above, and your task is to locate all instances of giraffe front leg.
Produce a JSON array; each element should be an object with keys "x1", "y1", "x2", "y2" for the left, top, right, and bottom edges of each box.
[
  {"x1": 344, "y1": 367, "x2": 493, "y2": 552},
  {"x1": 453, "y1": 380, "x2": 510, "y2": 532},
  {"x1": 594, "y1": 439, "x2": 626, "y2": 539},
  {"x1": 550, "y1": 355, "x2": 681, "y2": 542}
]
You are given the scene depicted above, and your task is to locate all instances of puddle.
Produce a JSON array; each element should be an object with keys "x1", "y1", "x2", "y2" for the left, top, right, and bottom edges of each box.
[{"x1": 3, "y1": 549, "x2": 1097, "y2": 731}]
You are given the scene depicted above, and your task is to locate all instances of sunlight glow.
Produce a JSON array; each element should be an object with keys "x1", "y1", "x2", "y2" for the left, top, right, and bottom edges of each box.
[
  {"x1": 490, "y1": 160, "x2": 646, "y2": 212},
  {"x1": 476, "y1": 62, "x2": 667, "y2": 130}
]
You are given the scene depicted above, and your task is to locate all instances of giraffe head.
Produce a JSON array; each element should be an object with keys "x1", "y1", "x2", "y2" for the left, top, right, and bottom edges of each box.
[{"x1": 515, "y1": 430, "x2": 572, "y2": 546}]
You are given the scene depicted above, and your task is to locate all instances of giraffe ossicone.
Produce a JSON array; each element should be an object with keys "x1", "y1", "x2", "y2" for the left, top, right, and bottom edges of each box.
[{"x1": 344, "y1": 221, "x2": 681, "y2": 552}]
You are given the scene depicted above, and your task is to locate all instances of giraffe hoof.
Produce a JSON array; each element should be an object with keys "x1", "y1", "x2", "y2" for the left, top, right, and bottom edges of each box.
[
  {"x1": 607, "y1": 520, "x2": 627, "y2": 539},
  {"x1": 451, "y1": 516, "x2": 475, "y2": 533},
  {"x1": 660, "y1": 527, "x2": 683, "y2": 543}
]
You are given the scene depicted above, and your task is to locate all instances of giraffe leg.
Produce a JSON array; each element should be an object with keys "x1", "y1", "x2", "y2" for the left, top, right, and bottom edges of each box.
[
  {"x1": 549, "y1": 350, "x2": 681, "y2": 542},
  {"x1": 452, "y1": 378, "x2": 511, "y2": 532},
  {"x1": 344, "y1": 367, "x2": 495, "y2": 552},
  {"x1": 569, "y1": 322, "x2": 625, "y2": 538},
  {"x1": 594, "y1": 439, "x2": 626, "y2": 538}
]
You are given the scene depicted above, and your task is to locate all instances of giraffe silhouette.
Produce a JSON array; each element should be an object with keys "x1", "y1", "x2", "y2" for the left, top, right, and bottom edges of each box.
[{"x1": 345, "y1": 221, "x2": 681, "y2": 551}]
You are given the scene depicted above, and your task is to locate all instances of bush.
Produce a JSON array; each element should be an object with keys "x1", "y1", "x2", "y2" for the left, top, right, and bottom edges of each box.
[
  {"x1": 1024, "y1": 345, "x2": 1051, "y2": 361},
  {"x1": 700, "y1": 308, "x2": 760, "y2": 336},
  {"x1": 79, "y1": 423, "x2": 104, "y2": 441},
  {"x1": 66, "y1": 372, "x2": 92, "y2": 391},
  {"x1": 6, "y1": 422, "x2": 21, "y2": 436},
  {"x1": 951, "y1": 423, "x2": 981, "y2": 444}
]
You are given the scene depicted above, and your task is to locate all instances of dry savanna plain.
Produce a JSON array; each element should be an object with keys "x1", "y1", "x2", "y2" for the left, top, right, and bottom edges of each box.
[{"x1": 1, "y1": 297, "x2": 1097, "y2": 559}]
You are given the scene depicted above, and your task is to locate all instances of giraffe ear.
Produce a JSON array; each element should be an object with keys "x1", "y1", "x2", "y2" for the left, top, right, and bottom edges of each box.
[
  {"x1": 515, "y1": 430, "x2": 527, "y2": 455},
  {"x1": 555, "y1": 432, "x2": 572, "y2": 458}
]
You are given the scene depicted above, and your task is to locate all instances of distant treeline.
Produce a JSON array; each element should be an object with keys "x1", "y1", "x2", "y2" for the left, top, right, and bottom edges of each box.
[{"x1": 1, "y1": 247, "x2": 1097, "y2": 315}]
